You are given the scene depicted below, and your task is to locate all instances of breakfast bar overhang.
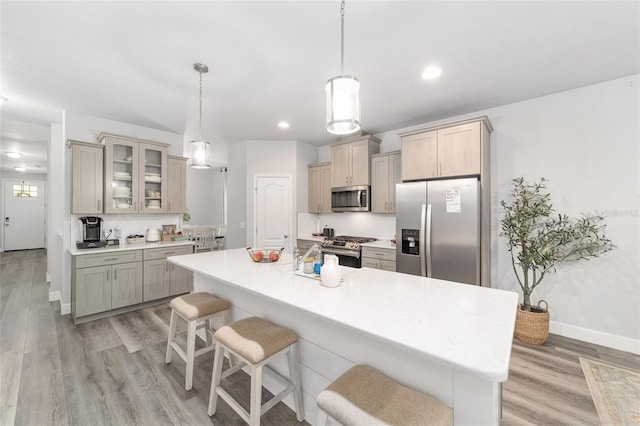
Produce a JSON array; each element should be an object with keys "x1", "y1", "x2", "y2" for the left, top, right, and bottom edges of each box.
[{"x1": 168, "y1": 248, "x2": 518, "y2": 425}]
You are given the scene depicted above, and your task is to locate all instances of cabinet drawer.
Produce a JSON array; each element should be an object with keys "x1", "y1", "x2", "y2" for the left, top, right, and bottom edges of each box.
[
  {"x1": 362, "y1": 246, "x2": 395, "y2": 261},
  {"x1": 143, "y1": 245, "x2": 192, "y2": 260},
  {"x1": 76, "y1": 250, "x2": 143, "y2": 268}
]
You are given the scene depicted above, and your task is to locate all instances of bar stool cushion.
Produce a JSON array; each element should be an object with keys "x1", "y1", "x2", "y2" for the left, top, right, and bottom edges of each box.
[
  {"x1": 214, "y1": 316, "x2": 297, "y2": 364},
  {"x1": 317, "y1": 365, "x2": 453, "y2": 426},
  {"x1": 170, "y1": 292, "x2": 231, "y2": 321}
]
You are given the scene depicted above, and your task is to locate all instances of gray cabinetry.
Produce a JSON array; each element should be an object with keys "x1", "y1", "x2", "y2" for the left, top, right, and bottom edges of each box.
[
  {"x1": 143, "y1": 246, "x2": 193, "y2": 302},
  {"x1": 167, "y1": 156, "x2": 187, "y2": 214},
  {"x1": 100, "y1": 133, "x2": 169, "y2": 214},
  {"x1": 308, "y1": 163, "x2": 332, "y2": 213},
  {"x1": 73, "y1": 250, "x2": 143, "y2": 320},
  {"x1": 362, "y1": 246, "x2": 396, "y2": 271},
  {"x1": 330, "y1": 135, "x2": 380, "y2": 187},
  {"x1": 70, "y1": 141, "x2": 104, "y2": 214}
]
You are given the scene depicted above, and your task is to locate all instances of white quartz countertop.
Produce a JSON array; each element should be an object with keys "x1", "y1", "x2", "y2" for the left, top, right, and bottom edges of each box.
[
  {"x1": 69, "y1": 239, "x2": 194, "y2": 256},
  {"x1": 360, "y1": 239, "x2": 396, "y2": 249},
  {"x1": 168, "y1": 248, "x2": 518, "y2": 382}
]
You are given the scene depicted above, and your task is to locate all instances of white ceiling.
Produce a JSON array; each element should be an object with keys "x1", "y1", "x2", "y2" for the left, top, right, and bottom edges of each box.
[{"x1": 1, "y1": 1, "x2": 638, "y2": 174}]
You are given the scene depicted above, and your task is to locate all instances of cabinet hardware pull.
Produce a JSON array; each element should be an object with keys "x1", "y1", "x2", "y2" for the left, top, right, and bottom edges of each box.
[
  {"x1": 97, "y1": 199, "x2": 101, "y2": 210},
  {"x1": 389, "y1": 202, "x2": 393, "y2": 211},
  {"x1": 164, "y1": 251, "x2": 175, "y2": 255},
  {"x1": 106, "y1": 269, "x2": 110, "y2": 281},
  {"x1": 114, "y1": 269, "x2": 117, "y2": 280},
  {"x1": 104, "y1": 258, "x2": 118, "y2": 262}
]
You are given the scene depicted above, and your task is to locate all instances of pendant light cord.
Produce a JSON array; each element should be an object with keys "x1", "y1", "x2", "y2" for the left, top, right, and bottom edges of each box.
[
  {"x1": 340, "y1": 0, "x2": 345, "y2": 75},
  {"x1": 198, "y1": 70, "x2": 203, "y2": 141}
]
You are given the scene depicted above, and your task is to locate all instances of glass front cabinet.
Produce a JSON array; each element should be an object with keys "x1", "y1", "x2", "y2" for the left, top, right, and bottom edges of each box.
[{"x1": 100, "y1": 134, "x2": 168, "y2": 214}]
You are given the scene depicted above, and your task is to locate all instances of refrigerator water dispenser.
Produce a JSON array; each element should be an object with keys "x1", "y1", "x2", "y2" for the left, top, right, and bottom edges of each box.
[{"x1": 401, "y1": 229, "x2": 420, "y2": 255}]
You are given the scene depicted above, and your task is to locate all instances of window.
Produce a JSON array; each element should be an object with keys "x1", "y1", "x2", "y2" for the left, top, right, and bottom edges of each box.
[{"x1": 12, "y1": 183, "x2": 37, "y2": 197}]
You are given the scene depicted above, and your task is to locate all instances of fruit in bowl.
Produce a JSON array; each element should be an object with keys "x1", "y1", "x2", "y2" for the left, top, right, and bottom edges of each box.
[{"x1": 246, "y1": 247, "x2": 284, "y2": 263}]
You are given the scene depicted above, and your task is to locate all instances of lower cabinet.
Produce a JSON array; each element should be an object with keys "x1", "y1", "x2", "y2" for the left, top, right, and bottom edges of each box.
[
  {"x1": 143, "y1": 246, "x2": 193, "y2": 301},
  {"x1": 73, "y1": 244, "x2": 193, "y2": 323},
  {"x1": 362, "y1": 246, "x2": 396, "y2": 272},
  {"x1": 74, "y1": 250, "x2": 143, "y2": 318}
]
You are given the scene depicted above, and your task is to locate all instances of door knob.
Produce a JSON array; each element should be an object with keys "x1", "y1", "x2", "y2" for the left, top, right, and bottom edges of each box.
[{"x1": 284, "y1": 235, "x2": 288, "y2": 239}]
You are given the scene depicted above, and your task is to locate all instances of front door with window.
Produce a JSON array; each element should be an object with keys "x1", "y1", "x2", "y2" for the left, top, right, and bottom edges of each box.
[{"x1": 3, "y1": 179, "x2": 46, "y2": 251}]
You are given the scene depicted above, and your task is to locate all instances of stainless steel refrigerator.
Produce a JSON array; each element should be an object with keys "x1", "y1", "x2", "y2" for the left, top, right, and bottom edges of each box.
[{"x1": 395, "y1": 178, "x2": 481, "y2": 285}]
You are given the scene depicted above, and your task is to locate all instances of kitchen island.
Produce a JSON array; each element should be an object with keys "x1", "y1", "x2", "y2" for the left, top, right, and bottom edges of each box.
[{"x1": 168, "y1": 248, "x2": 518, "y2": 425}]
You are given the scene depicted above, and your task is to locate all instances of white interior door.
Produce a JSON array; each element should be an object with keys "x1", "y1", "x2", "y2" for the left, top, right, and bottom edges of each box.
[
  {"x1": 3, "y1": 179, "x2": 46, "y2": 251},
  {"x1": 254, "y1": 175, "x2": 292, "y2": 253}
]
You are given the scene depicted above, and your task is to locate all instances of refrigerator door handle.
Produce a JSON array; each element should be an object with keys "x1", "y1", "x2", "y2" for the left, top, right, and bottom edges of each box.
[
  {"x1": 420, "y1": 204, "x2": 427, "y2": 277},
  {"x1": 426, "y1": 204, "x2": 433, "y2": 278}
]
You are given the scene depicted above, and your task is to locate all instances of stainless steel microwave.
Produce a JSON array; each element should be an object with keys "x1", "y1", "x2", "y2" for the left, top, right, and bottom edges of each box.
[{"x1": 331, "y1": 185, "x2": 370, "y2": 212}]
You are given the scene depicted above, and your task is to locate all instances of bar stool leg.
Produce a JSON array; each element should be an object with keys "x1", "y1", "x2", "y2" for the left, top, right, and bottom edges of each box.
[
  {"x1": 185, "y1": 320, "x2": 197, "y2": 390},
  {"x1": 165, "y1": 308, "x2": 178, "y2": 364},
  {"x1": 250, "y1": 364, "x2": 264, "y2": 426},
  {"x1": 208, "y1": 342, "x2": 225, "y2": 416},
  {"x1": 287, "y1": 343, "x2": 305, "y2": 421}
]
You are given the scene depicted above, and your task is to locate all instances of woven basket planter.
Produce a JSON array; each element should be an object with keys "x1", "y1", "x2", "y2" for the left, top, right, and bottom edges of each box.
[{"x1": 514, "y1": 301, "x2": 549, "y2": 345}]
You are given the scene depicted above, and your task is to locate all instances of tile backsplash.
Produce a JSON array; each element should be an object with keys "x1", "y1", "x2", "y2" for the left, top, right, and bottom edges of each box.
[{"x1": 297, "y1": 212, "x2": 395, "y2": 240}]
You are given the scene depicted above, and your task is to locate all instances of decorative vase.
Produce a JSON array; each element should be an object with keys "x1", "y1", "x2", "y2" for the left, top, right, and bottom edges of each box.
[
  {"x1": 514, "y1": 300, "x2": 549, "y2": 345},
  {"x1": 320, "y1": 254, "x2": 341, "y2": 288}
]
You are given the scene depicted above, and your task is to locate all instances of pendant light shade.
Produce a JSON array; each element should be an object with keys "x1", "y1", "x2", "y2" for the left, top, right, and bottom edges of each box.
[
  {"x1": 190, "y1": 63, "x2": 211, "y2": 169},
  {"x1": 326, "y1": 0, "x2": 360, "y2": 135},
  {"x1": 326, "y1": 75, "x2": 360, "y2": 135}
]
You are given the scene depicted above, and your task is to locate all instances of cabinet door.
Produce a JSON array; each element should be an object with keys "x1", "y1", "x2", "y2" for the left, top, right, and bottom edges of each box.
[
  {"x1": 76, "y1": 266, "x2": 111, "y2": 317},
  {"x1": 72, "y1": 144, "x2": 104, "y2": 214},
  {"x1": 111, "y1": 262, "x2": 143, "y2": 309},
  {"x1": 143, "y1": 259, "x2": 169, "y2": 301},
  {"x1": 320, "y1": 164, "x2": 333, "y2": 213},
  {"x1": 349, "y1": 140, "x2": 371, "y2": 186},
  {"x1": 362, "y1": 258, "x2": 380, "y2": 269},
  {"x1": 379, "y1": 259, "x2": 396, "y2": 272},
  {"x1": 401, "y1": 131, "x2": 438, "y2": 181},
  {"x1": 166, "y1": 157, "x2": 187, "y2": 214},
  {"x1": 387, "y1": 153, "x2": 402, "y2": 213},
  {"x1": 371, "y1": 155, "x2": 389, "y2": 213},
  {"x1": 331, "y1": 143, "x2": 351, "y2": 187},
  {"x1": 139, "y1": 143, "x2": 168, "y2": 213},
  {"x1": 104, "y1": 138, "x2": 139, "y2": 213},
  {"x1": 169, "y1": 263, "x2": 191, "y2": 296},
  {"x1": 308, "y1": 166, "x2": 322, "y2": 213},
  {"x1": 437, "y1": 122, "x2": 481, "y2": 177}
]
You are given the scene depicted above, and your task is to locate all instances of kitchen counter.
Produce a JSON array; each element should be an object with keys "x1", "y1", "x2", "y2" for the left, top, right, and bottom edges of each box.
[
  {"x1": 69, "y1": 239, "x2": 194, "y2": 256},
  {"x1": 360, "y1": 239, "x2": 396, "y2": 249},
  {"x1": 168, "y1": 248, "x2": 517, "y2": 425}
]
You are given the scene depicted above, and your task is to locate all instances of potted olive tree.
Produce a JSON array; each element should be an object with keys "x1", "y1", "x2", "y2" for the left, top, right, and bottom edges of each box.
[{"x1": 500, "y1": 177, "x2": 613, "y2": 345}]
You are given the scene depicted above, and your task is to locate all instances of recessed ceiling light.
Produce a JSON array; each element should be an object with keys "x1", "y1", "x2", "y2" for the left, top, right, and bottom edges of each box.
[
  {"x1": 422, "y1": 65, "x2": 442, "y2": 80},
  {"x1": 6, "y1": 152, "x2": 22, "y2": 159},
  {"x1": 0, "y1": 96, "x2": 7, "y2": 104},
  {"x1": 14, "y1": 166, "x2": 26, "y2": 172},
  {"x1": 278, "y1": 121, "x2": 290, "y2": 129}
]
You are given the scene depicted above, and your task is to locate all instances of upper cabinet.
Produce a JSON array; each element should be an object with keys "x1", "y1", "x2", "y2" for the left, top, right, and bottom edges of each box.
[
  {"x1": 308, "y1": 163, "x2": 332, "y2": 214},
  {"x1": 70, "y1": 141, "x2": 104, "y2": 214},
  {"x1": 99, "y1": 133, "x2": 168, "y2": 214},
  {"x1": 400, "y1": 118, "x2": 491, "y2": 181},
  {"x1": 166, "y1": 156, "x2": 187, "y2": 214},
  {"x1": 371, "y1": 151, "x2": 401, "y2": 214},
  {"x1": 330, "y1": 135, "x2": 380, "y2": 187}
]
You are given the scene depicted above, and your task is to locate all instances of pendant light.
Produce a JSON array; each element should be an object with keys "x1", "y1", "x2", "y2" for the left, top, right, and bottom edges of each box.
[
  {"x1": 190, "y1": 63, "x2": 211, "y2": 169},
  {"x1": 326, "y1": 0, "x2": 360, "y2": 135}
]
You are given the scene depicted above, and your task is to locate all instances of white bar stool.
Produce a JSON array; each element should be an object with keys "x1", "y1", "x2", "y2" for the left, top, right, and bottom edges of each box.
[
  {"x1": 316, "y1": 365, "x2": 453, "y2": 426},
  {"x1": 165, "y1": 291, "x2": 231, "y2": 390},
  {"x1": 207, "y1": 316, "x2": 305, "y2": 426}
]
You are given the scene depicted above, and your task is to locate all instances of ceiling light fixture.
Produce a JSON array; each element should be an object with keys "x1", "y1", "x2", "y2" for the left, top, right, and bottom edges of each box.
[
  {"x1": 422, "y1": 65, "x2": 442, "y2": 80},
  {"x1": 14, "y1": 166, "x2": 26, "y2": 172},
  {"x1": 278, "y1": 121, "x2": 290, "y2": 129},
  {"x1": 6, "y1": 152, "x2": 22, "y2": 159},
  {"x1": 189, "y1": 63, "x2": 211, "y2": 169},
  {"x1": 0, "y1": 96, "x2": 7, "y2": 105},
  {"x1": 325, "y1": 0, "x2": 360, "y2": 136}
]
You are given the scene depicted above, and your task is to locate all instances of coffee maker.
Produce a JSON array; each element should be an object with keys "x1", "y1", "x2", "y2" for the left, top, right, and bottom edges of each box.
[{"x1": 76, "y1": 216, "x2": 107, "y2": 249}]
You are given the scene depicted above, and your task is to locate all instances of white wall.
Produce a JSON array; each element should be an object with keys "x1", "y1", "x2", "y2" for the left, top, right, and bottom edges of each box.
[
  {"x1": 48, "y1": 123, "x2": 64, "y2": 301},
  {"x1": 226, "y1": 141, "x2": 247, "y2": 249},
  {"x1": 185, "y1": 166, "x2": 225, "y2": 226}
]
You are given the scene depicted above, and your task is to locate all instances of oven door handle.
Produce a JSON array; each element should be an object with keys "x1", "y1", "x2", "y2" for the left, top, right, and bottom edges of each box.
[{"x1": 321, "y1": 247, "x2": 361, "y2": 259}]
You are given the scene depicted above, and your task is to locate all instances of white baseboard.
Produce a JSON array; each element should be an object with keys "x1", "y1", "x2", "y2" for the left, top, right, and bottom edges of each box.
[
  {"x1": 61, "y1": 303, "x2": 71, "y2": 316},
  {"x1": 550, "y1": 321, "x2": 640, "y2": 355},
  {"x1": 49, "y1": 291, "x2": 61, "y2": 302}
]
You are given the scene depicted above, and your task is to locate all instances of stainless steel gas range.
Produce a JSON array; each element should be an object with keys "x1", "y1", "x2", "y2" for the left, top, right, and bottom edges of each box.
[{"x1": 321, "y1": 235, "x2": 377, "y2": 268}]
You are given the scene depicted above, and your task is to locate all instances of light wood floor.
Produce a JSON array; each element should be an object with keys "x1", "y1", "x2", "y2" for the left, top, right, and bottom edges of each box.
[{"x1": 1, "y1": 249, "x2": 639, "y2": 425}]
